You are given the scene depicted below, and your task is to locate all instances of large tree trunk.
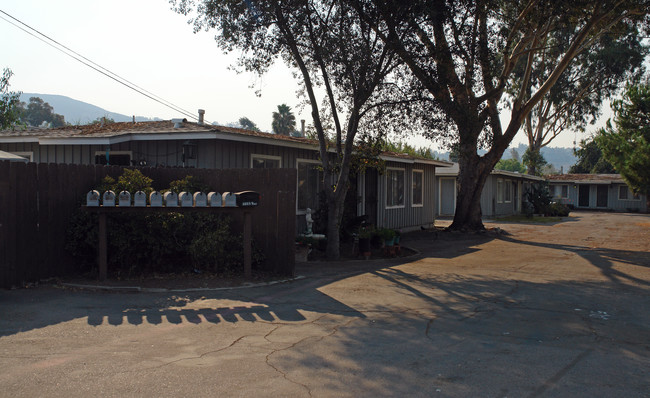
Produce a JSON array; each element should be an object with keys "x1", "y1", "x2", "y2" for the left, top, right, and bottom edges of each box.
[
  {"x1": 449, "y1": 155, "x2": 491, "y2": 231},
  {"x1": 325, "y1": 186, "x2": 348, "y2": 260}
]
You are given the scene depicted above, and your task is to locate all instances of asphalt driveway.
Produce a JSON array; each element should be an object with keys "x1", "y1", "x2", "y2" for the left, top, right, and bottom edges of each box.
[{"x1": 1, "y1": 211, "x2": 649, "y2": 397}]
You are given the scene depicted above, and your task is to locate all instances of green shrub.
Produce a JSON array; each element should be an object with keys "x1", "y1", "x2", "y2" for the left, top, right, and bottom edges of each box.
[
  {"x1": 168, "y1": 175, "x2": 210, "y2": 193},
  {"x1": 189, "y1": 216, "x2": 265, "y2": 273},
  {"x1": 524, "y1": 182, "x2": 552, "y2": 214},
  {"x1": 544, "y1": 202, "x2": 570, "y2": 217}
]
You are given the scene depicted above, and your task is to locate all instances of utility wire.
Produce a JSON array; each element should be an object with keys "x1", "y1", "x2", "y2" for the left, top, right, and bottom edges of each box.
[{"x1": 0, "y1": 9, "x2": 209, "y2": 123}]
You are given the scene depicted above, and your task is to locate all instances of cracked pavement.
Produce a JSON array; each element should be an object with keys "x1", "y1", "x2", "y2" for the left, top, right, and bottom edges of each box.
[{"x1": 1, "y1": 211, "x2": 649, "y2": 397}]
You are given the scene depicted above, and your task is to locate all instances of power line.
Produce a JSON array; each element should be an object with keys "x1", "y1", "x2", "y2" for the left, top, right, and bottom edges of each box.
[{"x1": 0, "y1": 9, "x2": 209, "y2": 123}]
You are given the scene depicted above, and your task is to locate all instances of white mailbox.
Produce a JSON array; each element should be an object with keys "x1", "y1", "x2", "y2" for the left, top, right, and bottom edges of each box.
[
  {"x1": 179, "y1": 191, "x2": 193, "y2": 207},
  {"x1": 133, "y1": 191, "x2": 147, "y2": 207},
  {"x1": 222, "y1": 192, "x2": 237, "y2": 207},
  {"x1": 164, "y1": 191, "x2": 178, "y2": 207},
  {"x1": 194, "y1": 192, "x2": 207, "y2": 207},
  {"x1": 86, "y1": 190, "x2": 100, "y2": 207},
  {"x1": 102, "y1": 190, "x2": 116, "y2": 207},
  {"x1": 207, "y1": 192, "x2": 222, "y2": 207},
  {"x1": 118, "y1": 191, "x2": 131, "y2": 207},
  {"x1": 149, "y1": 191, "x2": 163, "y2": 207}
]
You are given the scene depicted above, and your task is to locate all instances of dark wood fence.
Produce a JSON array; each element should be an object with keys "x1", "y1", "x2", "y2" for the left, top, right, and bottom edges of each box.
[{"x1": 0, "y1": 161, "x2": 296, "y2": 289}]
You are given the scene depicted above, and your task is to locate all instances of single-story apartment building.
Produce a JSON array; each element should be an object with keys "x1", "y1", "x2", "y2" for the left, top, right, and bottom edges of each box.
[
  {"x1": 0, "y1": 119, "x2": 452, "y2": 233},
  {"x1": 547, "y1": 174, "x2": 648, "y2": 213},
  {"x1": 436, "y1": 163, "x2": 545, "y2": 218}
]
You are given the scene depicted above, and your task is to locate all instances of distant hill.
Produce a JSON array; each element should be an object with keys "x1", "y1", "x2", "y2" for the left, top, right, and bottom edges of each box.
[
  {"x1": 19, "y1": 93, "x2": 159, "y2": 125},
  {"x1": 433, "y1": 143, "x2": 577, "y2": 173},
  {"x1": 505, "y1": 143, "x2": 576, "y2": 173}
]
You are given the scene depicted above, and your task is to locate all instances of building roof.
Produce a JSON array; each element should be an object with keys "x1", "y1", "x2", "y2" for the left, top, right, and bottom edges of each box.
[
  {"x1": 436, "y1": 162, "x2": 545, "y2": 181},
  {"x1": 0, "y1": 150, "x2": 28, "y2": 162},
  {"x1": 0, "y1": 120, "x2": 452, "y2": 167},
  {"x1": 546, "y1": 173, "x2": 626, "y2": 184}
]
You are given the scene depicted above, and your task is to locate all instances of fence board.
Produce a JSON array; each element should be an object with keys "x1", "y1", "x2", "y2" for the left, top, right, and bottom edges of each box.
[{"x1": 1, "y1": 163, "x2": 296, "y2": 288}]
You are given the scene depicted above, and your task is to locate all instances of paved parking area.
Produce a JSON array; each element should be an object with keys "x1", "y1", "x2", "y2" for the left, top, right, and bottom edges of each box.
[{"x1": 1, "y1": 211, "x2": 649, "y2": 397}]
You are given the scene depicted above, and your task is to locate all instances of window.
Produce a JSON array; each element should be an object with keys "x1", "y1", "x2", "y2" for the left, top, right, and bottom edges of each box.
[
  {"x1": 619, "y1": 185, "x2": 641, "y2": 200},
  {"x1": 497, "y1": 178, "x2": 504, "y2": 203},
  {"x1": 251, "y1": 154, "x2": 281, "y2": 169},
  {"x1": 412, "y1": 170, "x2": 423, "y2": 207},
  {"x1": 386, "y1": 168, "x2": 405, "y2": 208},
  {"x1": 297, "y1": 160, "x2": 322, "y2": 211},
  {"x1": 560, "y1": 185, "x2": 569, "y2": 199},
  {"x1": 504, "y1": 180, "x2": 512, "y2": 203},
  {"x1": 94, "y1": 151, "x2": 132, "y2": 166}
]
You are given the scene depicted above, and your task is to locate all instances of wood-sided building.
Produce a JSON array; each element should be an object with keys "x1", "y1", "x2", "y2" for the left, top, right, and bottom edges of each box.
[{"x1": 0, "y1": 119, "x2": 451, "y2": 232}]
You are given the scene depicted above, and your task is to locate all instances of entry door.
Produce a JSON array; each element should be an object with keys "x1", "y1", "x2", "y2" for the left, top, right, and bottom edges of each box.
[
  {"x1": 597, "y1": 185, "x2": 609, "y2": 207},
  {"x1": 578, "y1": 185, "x2": 590, "y2": 207},
  {"x1": 440, "y1": 178, "x2": 456, "y2": 215}
]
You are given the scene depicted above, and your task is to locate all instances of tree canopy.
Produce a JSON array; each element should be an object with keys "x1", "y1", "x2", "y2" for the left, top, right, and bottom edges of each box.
[
  {"x1": 596, "y1": 82, "x2": 650, "y2": 196},
  {"x1": 238, "y1": 116, "x2": 260, "y2": 132},
  {"x1": 0, "y1": 68, "x2": 22, "y2": 129},
  {"x1": 569, "y1": 138, "x2": 616, "y2": 173},
  {"x1": 495, "y1": 158, "x2": 526, "y2": 173},
  {"x1": 174, "y1": 0, "x2": 407, "y2": 258},
  {"x1": 519, "y1": 16, "x2": 647, "y2": 174},
  {"x1": 350, "y1": 0, "x2": 650, "y2": 230},
  {"x1": 19, "y1": 97, "x2": 65, "y2": 127}
]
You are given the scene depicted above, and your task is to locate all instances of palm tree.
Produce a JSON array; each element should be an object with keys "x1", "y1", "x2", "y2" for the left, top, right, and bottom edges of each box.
[{"x1": 272, "y1": 104, "x2": 296, "y2": 136}]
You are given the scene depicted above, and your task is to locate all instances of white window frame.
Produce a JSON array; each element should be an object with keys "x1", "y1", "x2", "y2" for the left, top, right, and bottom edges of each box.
[
  {"x1": 296, "y1": 159, "x2": 322, "y2": 214},
  {"x1": 250, "y1": 154, "x2": 282, "y2": 169},
  {"x1": 411, "y1": 169, "x2": 424, "y2": 207},
  {"x1": 497, "y1": 178, "x2": 504, "y2": 203},
  {"x1": 559, "y1": 184, "x2": 569, "y2": 199},
  {"x1": 504, "y1": 180, "x2": 512, "y2": 203},
  {"x1": 10, "y1": 151, "x2": 33, "y2": 162},
  {"x1": 386, "y1": 167, "x2": 405, "y2": 209},
  {"x1": 619, "y1": 185, "x2": 641, "y2": 201},
  {"x1": 94, "y1": 150, "x2": 132, "y2": 166}
]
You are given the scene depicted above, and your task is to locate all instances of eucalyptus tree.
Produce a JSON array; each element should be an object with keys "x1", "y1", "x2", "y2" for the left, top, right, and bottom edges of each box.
[
  {"x1": 519, "y1": 24, "x2": 646, "y2": 175},
  {"x1": 173, "y1": 0, "x2": 404, "y2": 258},
  {"x1": 0, "y1": 68, "x2": 21, "y2": 129},
  {"x1": 349, "y1": 0, "x2": 650, "y2": 230}
]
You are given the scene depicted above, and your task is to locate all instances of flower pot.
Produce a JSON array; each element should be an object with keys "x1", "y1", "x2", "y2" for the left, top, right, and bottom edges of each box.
[
  {"x1": 384, "y1": 238, "x2": 395, "y2": 247},
  {"x1": 295, "y1": 245, "x2": 311, "y2": 262}
]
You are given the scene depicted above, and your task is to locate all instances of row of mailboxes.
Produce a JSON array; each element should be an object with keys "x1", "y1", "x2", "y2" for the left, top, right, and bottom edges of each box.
[{"x1": 86, "y1": 190, "x2": 260, "y2": 208}]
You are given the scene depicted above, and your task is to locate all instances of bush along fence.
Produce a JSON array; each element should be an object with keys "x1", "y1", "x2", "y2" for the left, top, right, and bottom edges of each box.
[{"x1": 0, "y1": 161, "x2": 296, "y2": 289}]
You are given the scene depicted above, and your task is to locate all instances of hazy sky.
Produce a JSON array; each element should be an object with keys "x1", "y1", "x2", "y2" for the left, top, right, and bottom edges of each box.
[{"x1": 1, "y1": 0, "x2": 602, "y2": 149}]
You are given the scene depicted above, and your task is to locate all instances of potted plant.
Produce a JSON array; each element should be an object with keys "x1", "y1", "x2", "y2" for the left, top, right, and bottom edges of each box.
[
  {"x1": 358, "y1": 227, "x2": 372, "y2": 259},
  {"x1": 393, "y1": 229, "x2": 401, "y2": 245},
  {"x1": 379, "y1": 228, "x2": 396, "y2": 246}
]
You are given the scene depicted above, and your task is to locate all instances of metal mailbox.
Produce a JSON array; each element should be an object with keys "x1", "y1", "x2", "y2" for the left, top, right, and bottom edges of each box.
[
  {"x1": 179, "y1": 191, "x2": 193, "y2": 207},
  {"x1": 118, "y1": 191, "x2": 131, "y2": 207},
  {"x1": 86, "y1": 190, "x2": 100, "y2": 207},
  {"x1": 150, "y1": 191, "x2": 163, "y2": 207},
  {"x1": 222, "y1": 192, "x2": 237, "y2": 207},
  {"x1": 102, "y1": 190, "x2": 116, "y2": 207},
  {"x1": 164, "y1": 191, "x2": 178, "y2": 207},
  {"x1": 193, "y1": 192, "x2": 207, "y2": 207},
  {"x1": 207, "y1": 192, "x2": 222, "y2": 207},
  {"x1": 235, "y1": 191, "x2": 260, "y2": 207},
  {"x1": 133, "y1": 191, "x2": 147, "y2": 207}
]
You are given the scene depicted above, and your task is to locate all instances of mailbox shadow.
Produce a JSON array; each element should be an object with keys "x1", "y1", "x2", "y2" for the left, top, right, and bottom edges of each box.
[{"x1": 0, "y1": 229, "x2": 497, "y2": 336}]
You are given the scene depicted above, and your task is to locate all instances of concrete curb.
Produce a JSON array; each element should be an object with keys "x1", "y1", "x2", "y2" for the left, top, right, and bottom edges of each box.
[
  {"x1": 59, "y1": 275, "x2": 306, "y2": 293},
  {"x1": 56, "y1": 245, "x2": 421, "y2": 294}
]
